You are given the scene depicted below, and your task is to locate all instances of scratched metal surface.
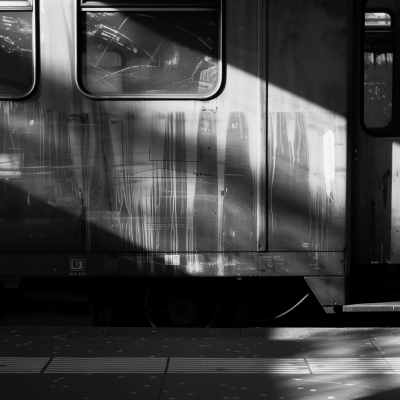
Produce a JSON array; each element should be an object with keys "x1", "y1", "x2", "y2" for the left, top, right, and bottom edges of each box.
[
  {"x1": 0, "y1": 0, "x2": 265, "y2": 276},
  {"x1": 268, "y1": 0, "x2": 349, "y2": 252}
]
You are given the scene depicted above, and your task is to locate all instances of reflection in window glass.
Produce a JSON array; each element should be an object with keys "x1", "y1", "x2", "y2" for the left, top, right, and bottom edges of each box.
[
  {"x1": 0, "y1": 12, "x2": 33, "y2": 95},
  {"x1": 364, "y1": 12, "x2": 393, "y2": 128},
  {"x1": 80, "y1": 11, "x2": 220, "y2": 97},
  {"x1": 364, "y1": 52, "x2": 393, "y2": 128},
  {"x1": 365, "y1": 12, "x2": 391, "y2": 26}
]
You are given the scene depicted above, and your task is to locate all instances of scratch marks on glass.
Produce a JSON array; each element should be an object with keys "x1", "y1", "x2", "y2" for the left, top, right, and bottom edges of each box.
[
  {"x1": 0, "y1": 12, "x2": 33, "y2": 94},
  {"x1": 95, "y1": 13, "x2": 133, "y2": 67},
  {"x1": 81, "y1": 11, "x2": 219, "y2": 95},
  {"x1": 364, "y1": 52, "x2": 393, "y2": 128}
]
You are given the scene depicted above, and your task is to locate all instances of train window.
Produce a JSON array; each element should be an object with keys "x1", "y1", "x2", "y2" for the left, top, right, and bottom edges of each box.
[
  {"x1": 77, "y1": 0, "x2": 222, "y2": 99},
  {"x1": 0, "y1": 0, "x2": 36, "y2": 98},
  {"x1": 364, "y1": 12, "x2": 394, "y2": 129}
]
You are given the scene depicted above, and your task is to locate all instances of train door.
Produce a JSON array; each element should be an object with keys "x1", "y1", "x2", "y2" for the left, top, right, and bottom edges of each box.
[{"x1": 351, "y1": 0, "x2": 400, "y2": 305}]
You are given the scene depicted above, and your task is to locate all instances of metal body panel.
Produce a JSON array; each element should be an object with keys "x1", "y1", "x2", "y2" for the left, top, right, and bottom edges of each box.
[
  {"x1": 259, "y1": 252, "x2": 345, "y2": 276},
  {"x1": 0, "y1": 0, "x2": 265, "y2": 277},
  {"x1": 0, "y1": 0, "x2": 353, "y2": 297},
  {"x1": 304, "y1": 276, "x2": 346, "y2": 306},
  {"x1": 352, "y1": 135, "x2": 393, "y2": 264},
  {"x1": 268, "y1": 0, "x2": 349, "y2": 252},
  {"x1": 391, "y1": 143, "x2": 400, "y2": 262},
  {"x1": 0, "y1": 252, "x2": 258, "y2": 277}
]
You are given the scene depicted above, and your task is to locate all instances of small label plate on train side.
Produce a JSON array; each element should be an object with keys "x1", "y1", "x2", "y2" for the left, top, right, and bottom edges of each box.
[{"x1": 70, "y1": 257, "x2": 86, "y2": 272}]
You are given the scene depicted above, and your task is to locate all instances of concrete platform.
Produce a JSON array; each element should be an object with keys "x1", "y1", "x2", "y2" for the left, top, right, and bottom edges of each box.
[{"x1": 1, "y1": 327, "x2": 400, "y2": 399}]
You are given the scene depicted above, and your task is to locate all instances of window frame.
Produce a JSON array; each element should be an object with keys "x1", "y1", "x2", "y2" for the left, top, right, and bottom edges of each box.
[
  {"x1": 0, "y1": 0, "x2": 37, "y2": 99},
  {"x1": 0, "y1": 1, "x2": 32, "y2": 9},
  {"x1": 361, "y1": 6, "x2": 396, "y2": 136},
  {"x1": 75, "y1": 0, "x2": 224, "y2": 100}
]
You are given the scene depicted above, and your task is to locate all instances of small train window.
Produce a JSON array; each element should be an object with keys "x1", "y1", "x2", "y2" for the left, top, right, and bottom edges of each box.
[
  {"x1": 0, "y1": 0, "x2": 36, "y2": 98},
  {"x1": 76, "y1": 0, "x2": 222, "y2": 99},
  {"x1": 364, "y1": 11, "x2": 394, "y2": 129}
]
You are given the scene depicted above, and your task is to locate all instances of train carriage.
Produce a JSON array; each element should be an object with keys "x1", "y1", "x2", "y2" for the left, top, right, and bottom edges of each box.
[{"x1": 0, "y1": 0, "x2": 397, "y2": 327}]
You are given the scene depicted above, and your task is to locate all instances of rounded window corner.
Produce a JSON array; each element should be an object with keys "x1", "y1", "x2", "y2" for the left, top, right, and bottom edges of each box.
[
  {"x1": 0, "y1": 83, "x2": 36, "y2": 101},
  {"x1": 74, "y1": 75, "x2": 100, "y2": 101}
]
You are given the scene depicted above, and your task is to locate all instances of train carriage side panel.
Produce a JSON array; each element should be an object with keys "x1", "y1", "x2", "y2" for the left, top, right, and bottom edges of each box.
[
  {"x1": 267, "y1": 0, "x2": 349, "y2": 253},
  {"x1": 263, "y1": 0, "x2": 350, "y2": 307},
  {"x1": 0, "y1": 0, "x2": 266, "y2": 277}
]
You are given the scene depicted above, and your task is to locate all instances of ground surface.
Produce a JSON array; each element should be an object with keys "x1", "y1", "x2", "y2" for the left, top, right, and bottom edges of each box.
[{"x1": 1, "y1": 327, "x2": 400, "y2": 399}]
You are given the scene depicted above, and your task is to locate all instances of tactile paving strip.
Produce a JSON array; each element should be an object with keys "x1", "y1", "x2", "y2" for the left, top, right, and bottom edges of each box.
[
  {"x1": 44, "y1": 357, "x2": 168, "y2": 373},
  {"x1": 3, "y1": 357, "x2": 400, "y2": 374},
  {"x1": 168, "y1": 358, "x2": 310, "y2": 373},
  {"x1": 0, "y1": 357, "x2": 50, "y2": 373},
  {"x1": 307, "y1": 358, "x2": 395, "y2": 374}
]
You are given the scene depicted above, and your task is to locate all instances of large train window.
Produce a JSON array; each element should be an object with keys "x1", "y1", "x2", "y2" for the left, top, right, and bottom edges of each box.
[
  {"x1": 0, "y1": 0, "x2": 36, "y2": 98},
  {"x1": 363, "y1": 9, "x2": 394, "y2": 131},
  {"x1": 76, "y1": 1, "x2": 222, "y2": 99}
]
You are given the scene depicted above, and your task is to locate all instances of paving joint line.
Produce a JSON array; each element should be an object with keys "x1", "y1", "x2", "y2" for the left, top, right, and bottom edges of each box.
[
  {"x1": 40, "y1": 357, "x2": 53, "y2": 374},
  {"x1": 157, "y1": 357, "x2": 170, "y2": 400},
  {"x1": 303, "y1": 357, "x2": 313, "y2": 374},
  {"x1": 370, "y1": 339, "x2": 396, "y2": 374}
]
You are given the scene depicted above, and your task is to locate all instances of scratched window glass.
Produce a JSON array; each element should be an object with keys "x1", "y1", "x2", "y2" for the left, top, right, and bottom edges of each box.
[
  {"x1": 80, "y1": 11, "x2": 220, "y2": 97},
  {"x1": 0, "y1": 11, "x2": 33, "y2": 95},
  {"x1": 364, "y1": 12, "x2": 393, "y2": 128}
]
